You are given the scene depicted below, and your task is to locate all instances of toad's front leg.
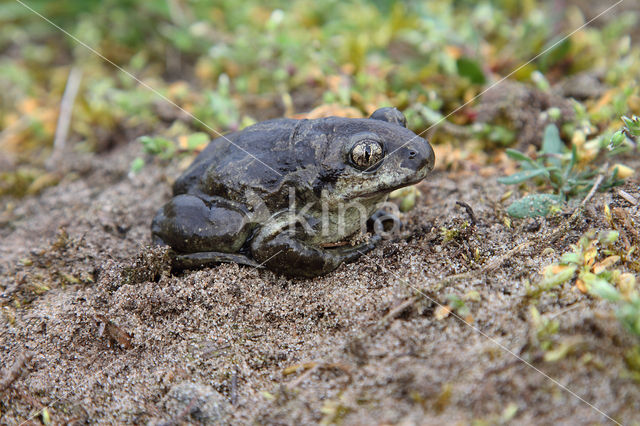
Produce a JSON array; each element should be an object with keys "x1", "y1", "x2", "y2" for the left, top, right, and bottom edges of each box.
[{"x1": 250, "y1": 215, "x2": 381, "y2": 278}]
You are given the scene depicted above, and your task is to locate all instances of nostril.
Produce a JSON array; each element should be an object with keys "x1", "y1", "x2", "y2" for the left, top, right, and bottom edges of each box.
[{"x1": 408, "y1": 150, "x2": 417, "y2": 159}]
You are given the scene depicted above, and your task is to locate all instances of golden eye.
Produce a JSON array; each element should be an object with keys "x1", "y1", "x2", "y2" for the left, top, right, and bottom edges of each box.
[{"x1": 350, "y1": 140, "x2": 384, "y2": 170}]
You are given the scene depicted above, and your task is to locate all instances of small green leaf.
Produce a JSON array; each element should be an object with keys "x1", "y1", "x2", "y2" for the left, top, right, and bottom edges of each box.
[
  {"x1": 531, "y1": 70, "x2": 550, "y2": 91},
  {"x1": 130, "y1": 157, "x2": 145, "y2": 174},
  {"x1": 547, "y1": 107, "x2": 561, "y2": 121},
  {"x1": 530, "y1": 305, "x2": 542, "y2": 325},
  {"x1": 506, "y1": 193, "x2": 563, "y2": 218},
  {"x1": 622, "y1": 115, "x2": 640, "y2": 137},
  {"x1": 542, "y1": 124, "x2": 564, "y2": 156},
  {"x1": 539, "y1": 264, "x2": 577, "y2": 290},
  {"x1": 586, "y1": 276, "x2": 621, "y2": 302},
  {"x1": 564, "y1": 144, "x2": 578, "y2": 177},
  {"x1": 185, "y1": 132, "x2": 210, "y2": 150},
  {"x1": 617, "y1": 303, "x2": 640, "y2": 337},
  {"x1": 505, "y1": 149, "x2": 538, "y2": 167},
  {"x1": 498, "y1": 169, "x2": 549, "y2": 185},
  {"x1": 543, "y1": 341, "x2": 574, "y2": 362},
  {"x1": 139, "y1": 135, "x2": 176, "y2": 159},
  {"x1": 598, "y1": 230, "x2": 619, "y2": 244},
  {"x1": 418, "y1": 105, "x2": 444, "y2": 124},
  {"x1": 609, "y1": 130, "x2": 627, "y2": 149},
  {"x1": 456, "y1": 57, "x2": 486, "y2": 84},
  {"x1": 446, "y1": 294, "x2": 469, "y2": 316},
  {"x1": 399, "y1": 191, "x2": 416, "y2": 212},
  {"x1": 560, "y1": 252, "x2": 582, "y2": 265},
  {"x1": 486, "y1": 125, "x2": 515, "y2": 145}
]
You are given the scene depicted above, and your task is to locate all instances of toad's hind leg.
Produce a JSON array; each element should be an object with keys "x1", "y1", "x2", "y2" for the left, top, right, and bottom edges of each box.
[
  {"x1": 251, "y1": 228, "x2": 382, "y2": 278},
  {"x1": 151, "y1": 194, "x2": 252, "y2": 255}
]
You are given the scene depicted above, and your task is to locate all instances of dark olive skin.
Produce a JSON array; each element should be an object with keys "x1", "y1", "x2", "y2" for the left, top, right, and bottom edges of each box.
[{"x1": 151, "y1": 107, "x2": 435, "y2": 277}]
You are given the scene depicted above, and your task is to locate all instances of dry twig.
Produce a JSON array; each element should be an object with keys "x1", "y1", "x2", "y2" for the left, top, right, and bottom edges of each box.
[
  {"x1": 456, "y1": 201, "x2": 477, "y2": 225},
  {"x1": 616, "y1": 189, "x2": 638, "y2": 206},
  {"x1": 48, "y1": 67, "x2": 82, "y2": 170}
]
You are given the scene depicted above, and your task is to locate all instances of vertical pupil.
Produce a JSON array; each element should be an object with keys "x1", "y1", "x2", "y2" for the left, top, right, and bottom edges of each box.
[{"x1": 352, "y1": 141, "x2": 382, "y2": 168}]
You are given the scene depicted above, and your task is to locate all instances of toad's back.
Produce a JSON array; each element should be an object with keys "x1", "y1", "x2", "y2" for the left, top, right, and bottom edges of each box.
[{"x1": 172, "y1": 118, "x2": 327, "y2": 205}]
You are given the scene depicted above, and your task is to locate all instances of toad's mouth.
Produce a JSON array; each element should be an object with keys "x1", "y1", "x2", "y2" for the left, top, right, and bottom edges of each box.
[{"x1": 352, "y1": 175, "x2": 428, "y2": 200}]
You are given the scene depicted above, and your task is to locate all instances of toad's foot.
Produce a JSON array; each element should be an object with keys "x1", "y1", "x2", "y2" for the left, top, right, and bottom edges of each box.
[{"x1": 172, "y1": 251, "x2": 263, "y2": 271}]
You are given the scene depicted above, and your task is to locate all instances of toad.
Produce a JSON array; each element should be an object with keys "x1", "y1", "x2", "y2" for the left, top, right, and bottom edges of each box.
[{"x1": 151, "y1": 107, "x2": 434, "y2": 277}]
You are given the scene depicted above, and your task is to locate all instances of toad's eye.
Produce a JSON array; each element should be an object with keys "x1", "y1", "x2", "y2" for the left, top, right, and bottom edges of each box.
[{"x1": 350, "y1": 140, "x2": 384, "y2": 171}]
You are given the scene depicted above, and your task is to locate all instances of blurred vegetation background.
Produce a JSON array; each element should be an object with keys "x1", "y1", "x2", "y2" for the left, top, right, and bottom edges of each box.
[{"x1": 0, "y1": 0, "x2": 639, "y2": 197}]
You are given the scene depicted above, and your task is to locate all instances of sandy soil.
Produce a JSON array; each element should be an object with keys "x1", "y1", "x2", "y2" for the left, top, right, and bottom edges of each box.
[{"x1": 1, "y1": 140, "x2": 640, "y2": 425}]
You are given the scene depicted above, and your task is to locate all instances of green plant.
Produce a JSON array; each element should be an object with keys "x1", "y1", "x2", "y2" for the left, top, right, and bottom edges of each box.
[
  {"x1": 193, "y1": 74, "x2": 243, "y2": 131},
  {"x1": 528, "y1": 304, "x2": 583, "y2": 362},
  {"x1": 499, "y1": 124, "x2": 625, "y2": 202},
  {"x1": 131, "y1": 132, "x2": 211, "y2": 173},
  {"x1": 439, "y1": 221, "x2": 470, "y2": 243},
  {"x1": 588, "y1": 271, "x2": 640, "y2": 338},
  {"x1": 473, "y1": 123, "x2": 516, "y2": 146},
  {"x1": 139, "y1": 135, "x2": 176, "y2": 159},
  {"x1": 528, "y1": 229, "x2": 640, "y2": 339},
  {"x1": 446, "y1": 294, "x2": 470, "y2": 317},
  {"x1": 529, "y1": 305, "x2": 559, "y2": 351},
  {"x1": 505, "y1": 193, "x2": 563, "y2": 219},
  {"x1": 622, "y1": 115, "x2": 640, "y2": 138}
]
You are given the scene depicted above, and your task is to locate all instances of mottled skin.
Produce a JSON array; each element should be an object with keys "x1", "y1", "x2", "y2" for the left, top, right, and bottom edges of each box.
[{"x1": 152, "y1": 107, "x2": 435, "y2": 277}]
